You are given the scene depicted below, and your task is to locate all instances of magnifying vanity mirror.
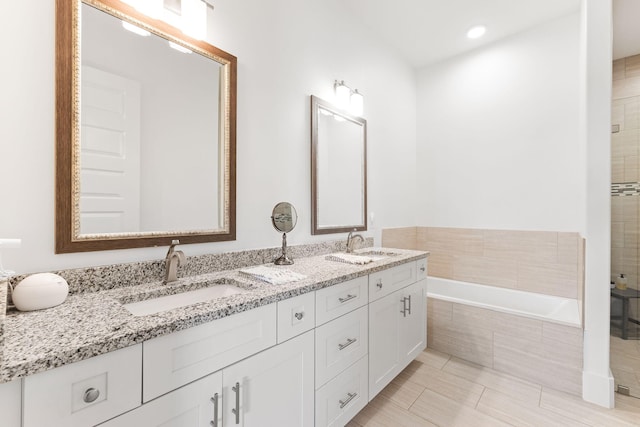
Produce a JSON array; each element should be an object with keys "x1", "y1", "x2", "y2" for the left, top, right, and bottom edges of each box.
[
  {"x1": 271, "y1": 202, "x2": 298, "y2": 265},
  {"x1": 310, "y1": 95, "x2": 367, "y2": 235},
  {"x1": 55, "y1": 0, "x2": 237, "y2": 253}
]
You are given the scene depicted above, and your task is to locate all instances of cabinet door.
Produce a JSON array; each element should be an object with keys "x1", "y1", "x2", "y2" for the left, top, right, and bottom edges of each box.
[
  {"x1": 143, "y1": 303, "x2": 276, "y2": 402},
  {"x1": 368, "y1": 289, "x2": 402, "y2": 400},
  {"x1": 222, "y1": 330, "x2": 314, "y2": 427},
  {"x1": 399, "y1": 279, "x2": 427, "y2": 362},
  {"x1": 0, "y1": 379, "x2": 21, "y2": 427},
  {"x1": 23, "y1": 344, "x2": 142, "y2": 427},
  {"x1": 101, "y1": 371, "x2": 222, "y2": 427}
]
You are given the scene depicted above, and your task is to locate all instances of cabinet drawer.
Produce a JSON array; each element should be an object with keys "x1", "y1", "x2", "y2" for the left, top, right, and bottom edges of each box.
[
  {"x1": 416, "y1": 257, "x2": 428, "y2": 280},
  {"x1": 277, "y1": 291, "x2": 315, "y2": 343},
  {"x1": 23, "y1": 344, "x2": 142, "y2": 427},
  {"x1": 368, "y1": 261, "x2": 416, "y2": 302},
  {"x1": 316, "y1": 276, "x2": 368, "y2": 326},
  {"x1": 143, "y1": 303, "x2": 276, "y2": 402},
  {"x1": 315, "y1": 356, "x2": 368, "y2": 427},
  {"x1": 315, "y1": 305, "x2": 368, "y2": 387}
]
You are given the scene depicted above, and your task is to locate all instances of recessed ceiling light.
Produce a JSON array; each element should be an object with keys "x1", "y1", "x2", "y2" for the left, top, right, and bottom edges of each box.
[{"x1": 467, "y1": 25, "x2": 486, "y2": 39}]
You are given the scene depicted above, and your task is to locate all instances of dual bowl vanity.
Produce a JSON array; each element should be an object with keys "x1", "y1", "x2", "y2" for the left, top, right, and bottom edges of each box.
[{"x1": 1, "y1": 247, "x2": 428, "y2": 427}]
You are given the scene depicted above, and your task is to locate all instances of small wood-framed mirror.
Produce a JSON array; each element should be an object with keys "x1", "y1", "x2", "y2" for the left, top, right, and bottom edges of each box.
[
  {"x1": 55, "y1": 0, "x2": 237, "y2": 253},
  {"x1": 311, "y1": 95, "x2": 367, "y2": 235}
]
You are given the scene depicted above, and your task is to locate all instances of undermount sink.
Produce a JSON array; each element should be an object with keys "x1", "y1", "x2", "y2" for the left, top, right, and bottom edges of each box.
[
  {"x1": 121, "y1": 279, "x2": 249, "y2": 316},
  {"x1": 325, "y1": 249, "x2": 399, "y2": 265}
]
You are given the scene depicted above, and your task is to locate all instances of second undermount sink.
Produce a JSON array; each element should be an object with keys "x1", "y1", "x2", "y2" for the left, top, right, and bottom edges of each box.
[
  {"x1": 325, "y1": 249, "x2": 399, "y2": 265},
  {"x1": 121, "y1": 279, "x2": 250, "y2": 317}
]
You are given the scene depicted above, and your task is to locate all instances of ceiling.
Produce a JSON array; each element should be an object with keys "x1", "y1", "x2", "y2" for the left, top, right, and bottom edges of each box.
[{"x1": 344, "y1": 0, "x2": 640, "y2": 69}]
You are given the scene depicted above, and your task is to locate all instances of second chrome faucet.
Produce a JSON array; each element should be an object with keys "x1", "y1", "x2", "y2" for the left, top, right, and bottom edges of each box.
[
  {"x1": 164, "y1": 240, "x2": 186, "y2": 284},
  {"x1": 346, "y1": 230, "x2": 364, "y2": 253}
]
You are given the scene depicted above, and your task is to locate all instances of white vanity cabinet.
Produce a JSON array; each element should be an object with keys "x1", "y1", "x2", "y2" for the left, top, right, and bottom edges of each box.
[
  {"x1": 103, "y1": 331, "x2": 314, "y2": 427},
  {"x1": 9, "y1": 253, "x2": 427, "y2": 427},
  {"x1": 368, "y1": 261, "x2": 427, "y2": 400}
]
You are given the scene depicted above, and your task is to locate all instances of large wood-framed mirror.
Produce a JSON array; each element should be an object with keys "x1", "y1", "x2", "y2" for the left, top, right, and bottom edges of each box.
[
  {"x1": 55, "y1": 0, "x2": 236, "y2": 253},
  {"x1": 311, "y1": 95, "x2": 367, "y2": 235}
]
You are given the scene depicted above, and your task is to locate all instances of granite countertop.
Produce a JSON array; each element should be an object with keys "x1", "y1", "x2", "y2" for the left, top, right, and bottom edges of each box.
[{"x1": 0, "y1": 248, "x2": 427, "y2": 383}]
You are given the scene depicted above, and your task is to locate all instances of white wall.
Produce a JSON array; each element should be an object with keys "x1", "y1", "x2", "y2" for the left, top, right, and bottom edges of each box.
[
  {"x1": 416, "y1": 13, "x2": 582, "y2": 232},
  {"x1": 0, "y1": 0, "x2": 417, "y2": 273}
]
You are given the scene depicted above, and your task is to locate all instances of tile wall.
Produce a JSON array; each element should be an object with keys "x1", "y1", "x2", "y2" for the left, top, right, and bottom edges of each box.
[
  {"x1": 612, "y1": 54, "x2": 640, "y2": 291},
  {"x1": 382, "y1": 227, "x2": 584, "y2": 301},
  {"x1": 427, "y1": 298, "x2": 584, "y2": 396}
]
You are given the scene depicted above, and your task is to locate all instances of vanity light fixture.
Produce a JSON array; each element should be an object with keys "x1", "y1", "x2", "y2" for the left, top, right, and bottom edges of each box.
[
  {"x1": 466, "y1": 25, "x2": 486, "y2": 39},
  {"x1": 122, "y1": 0, "x2": 207, "y2": 40},
  {"x1": 122, "y1": 21, "x2": 151, "y2": 37},
  {"x1": 334, "y1": 80, "x2": 364, "y2": 116}
]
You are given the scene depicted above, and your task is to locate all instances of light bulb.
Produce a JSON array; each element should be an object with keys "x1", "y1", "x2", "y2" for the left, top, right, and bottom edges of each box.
[
  {"x1": 122, "y1": 21, "x2": 151, "y2": 37},
  {"x1": 335, "y1": 81, "x2": 351, "y2": 110},
  {"x1": 350, "y1": 89, "x2": 363, "y2": 116},
  {"x1": 467, "y1": 25, "x2": 486, "y2": 39}
]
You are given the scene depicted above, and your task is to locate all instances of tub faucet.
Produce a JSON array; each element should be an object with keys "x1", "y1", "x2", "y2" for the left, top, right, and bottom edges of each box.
[
  {"x1": 164, "y1": 240, "x2": 186, "y2": 284},
  {"x1": 346, "y1": 230, "x2": 364, "y2": 253}
]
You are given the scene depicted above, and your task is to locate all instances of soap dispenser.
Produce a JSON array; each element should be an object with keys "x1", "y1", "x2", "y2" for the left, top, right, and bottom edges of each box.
[{"x1": 616, "y1": 274, "x2": 628, "y2": 290}]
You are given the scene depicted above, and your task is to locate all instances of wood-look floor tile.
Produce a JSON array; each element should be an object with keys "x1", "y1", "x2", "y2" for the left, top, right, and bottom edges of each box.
[
  {"x1": 414, "y1": 347, "x2": 450, "y2": 369},
  {"x1": 350, "y1": 348, "x2": 640, "y2": 427},
  {"x1": 477, "y1": 388, "x2": 589, "y2": 427},
  {"x1": 540, "y1": 387, "x2": 640, "y2": 426},
  {"x1": 409, "y1": 388, "x2": 511, "y2": 427},
  {"x1": 442, "y1": 357, "x2": 542, "y2": 406},
  {"x1": 379, "y1": 370, "x2": 425, "y2": 410},
  {"x1": 353, "y1": 394, "x2": 437, "y2": 427},
  {"x1": 401, "y1": 362, "x2": 485, "y2": 408}
]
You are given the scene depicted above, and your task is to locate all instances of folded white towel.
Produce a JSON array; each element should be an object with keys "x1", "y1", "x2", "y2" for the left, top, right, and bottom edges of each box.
[{"x1": 239, "y1": 266, "x2": 307, "y2": 285}]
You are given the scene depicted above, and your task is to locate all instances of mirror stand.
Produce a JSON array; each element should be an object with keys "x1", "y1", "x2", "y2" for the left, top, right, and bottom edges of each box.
[
  {"x1": 274, "y1": 233, "x2": 294, "y2": 265},
  {"x1": 271, "y1": 202, "x2": 298, "y2": 265}
]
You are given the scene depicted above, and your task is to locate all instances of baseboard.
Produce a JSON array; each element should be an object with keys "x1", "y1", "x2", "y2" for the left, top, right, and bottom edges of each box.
[{"x1": 582, "y1": 369, "x2": 615, "y2": 408}]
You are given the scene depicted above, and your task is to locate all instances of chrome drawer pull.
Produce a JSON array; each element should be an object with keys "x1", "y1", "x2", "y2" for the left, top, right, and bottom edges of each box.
[
  {"x1": 338, "y1": 294, "x2": 357, "y2": 303},
  {"x1": 338, "y1": 337, "x2": 357, "y2": 350},
  {"x1": 400, "y1": 297, "x2": 409, "y2": 317},
  {"x1": 210, "y1": 393, "x2": 219, "y2": 427},
  {"x1": 407, "y1": 294, "x2": 412, "y2": 315},
  {"x1": 231, "y1": 382, "x2": 240, "y2": 424},
  {"x1": 294, "y1": 312, "x2": 304, "y2": 320},
  {"x1": 420, "y1": 266, "x2": 426, "y2": 272},
  {"x1": 83, "y1": 388, "x2": 100, "y2": 403},
  {"x1": 376, "y1": 279, "x2": 383, "y2": 289},
  {"x1": 339, "y1": 392, "x2": 358, "y2": 409}
]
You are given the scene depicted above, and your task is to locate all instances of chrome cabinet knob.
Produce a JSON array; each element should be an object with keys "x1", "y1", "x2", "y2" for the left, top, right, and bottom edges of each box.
[
  {"x1": 83, "y1": 388, "x2": 100, "y2": 403},
  {"x1": 294, "y1": 312, "x2": 304, "y2": 320}
]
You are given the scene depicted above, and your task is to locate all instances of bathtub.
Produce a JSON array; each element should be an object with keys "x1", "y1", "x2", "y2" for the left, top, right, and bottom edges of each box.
[{"x1": 427, "y1": 276, "x2": 582, "y2": 328}]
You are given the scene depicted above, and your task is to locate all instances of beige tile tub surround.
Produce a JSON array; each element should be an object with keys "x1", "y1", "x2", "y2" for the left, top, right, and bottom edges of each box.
[
  {"x1": 383, "y1": 227, "x2": 584, "y2": 300},
  {"x1": 427, "y1": 298, "x2": 584, "y2": 396}
]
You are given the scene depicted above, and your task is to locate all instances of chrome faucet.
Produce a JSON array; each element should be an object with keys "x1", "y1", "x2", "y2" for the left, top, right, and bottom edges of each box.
[
  {"x1": 164, "y1": 240, "x2": 186, "y2": 284},
  {"x1": 346, "y1": 230, "x2": 365, "y2": 253}
]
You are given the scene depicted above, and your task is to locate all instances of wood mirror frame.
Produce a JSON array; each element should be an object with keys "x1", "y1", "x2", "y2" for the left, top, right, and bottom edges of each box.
[
  {"x1": 55, "y1": 0, "x2": 236, "y2": 253},
  {"x1": 310, "y1": 95, "x2": 367, "y2": 235}
]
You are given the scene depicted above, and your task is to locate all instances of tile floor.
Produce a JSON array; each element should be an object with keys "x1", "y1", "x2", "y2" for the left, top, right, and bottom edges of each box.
[
  {"x1": 346, "y1": 348, "x2": 640, "y2": 426},
  {"x1": 611, "y1": 334, "x2": 640, "y2": 398}
]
